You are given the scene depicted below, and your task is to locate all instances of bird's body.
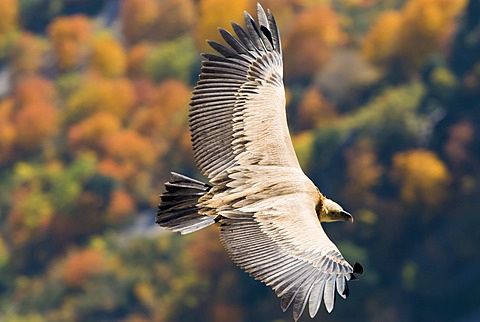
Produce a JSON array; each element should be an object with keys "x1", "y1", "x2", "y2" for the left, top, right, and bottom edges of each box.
[{"x1": 157, "y1": 4, "x2": 362, "y2": 320}]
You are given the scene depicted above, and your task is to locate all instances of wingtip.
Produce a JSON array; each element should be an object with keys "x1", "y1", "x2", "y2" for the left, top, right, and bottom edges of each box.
[
  {"x1": 325, "y1": 301, "x2": 334, "y2": 313},
  {"x1": 342, "y1": 281, "x2": 350, "y2": 298},
  {"x1": 353, "y1": 262, "x2": 364, "y2": 274},
  {"x1": 257, "y1": 2, "x2": 265, "y2": 14},
  {"x1": 244, "y1": 9, "x2": 257, "y2": 24}
]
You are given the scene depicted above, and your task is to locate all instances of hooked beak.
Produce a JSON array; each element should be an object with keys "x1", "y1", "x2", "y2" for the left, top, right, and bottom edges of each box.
[{"x1": 341, "y1": 210, "x2": 354, "y2": 223}]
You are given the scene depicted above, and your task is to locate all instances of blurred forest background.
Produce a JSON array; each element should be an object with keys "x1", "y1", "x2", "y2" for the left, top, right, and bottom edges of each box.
[{"x1": 0, "y1": 0, "x2": 479, "y2": 321}]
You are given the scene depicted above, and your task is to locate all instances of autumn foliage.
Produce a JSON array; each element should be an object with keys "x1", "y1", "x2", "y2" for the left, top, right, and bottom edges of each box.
[
  {"x1": 363, "y1": 0, "x2": 467, "y2": 71},
  {"x1": 343, "y1": 139, "x2": 383, "y2": 206},
  {"x1": 391, "y1": 149, "x2": 450, "y2": 206},
  {"x1": 296, "y1": 87, "x2": 337, "y2": 130},
  {"x1": 107, "y1": 189, "x2": 135, "y2": 221},
  {"x1": 283, "y1": 3, "x2": 345, "y2": 78},
  {"x1": 120, "y1": 0, "x2": 159, "y2": 44},
  {"x1": 62, "y1": 248, "x2": 106, "y2": 288},
  {"x1": 130, "y1": 79, "x2": 191, "y2": 157},
  {"x1": 195, "y1": 0, "x2": 253, "y2": 52},
  {"x1": 11, "y1": 33, "x2": 45, "y2": 76},
  {"x1": 0, "y1": 0, "x2": 18, "y2": 35},
  {"x1": 444, "y1": 121, "x2": 475, "y2": 170},
  {"x1": 155, "y1": 0, "x2": 196, "y2": 41},
  {"x1": 90, "y1": 34, "x2": 127, "y2": 77},
  {"x1": 98, "y1": 130, "x2": 156, "y2": 180},
  {"x1": 0, "y1": 99, "x2": 16, "y2": 163},
  {"x1": 48, "y1": 15, "x2": 92, "y2": 70},
  {"x1": 362, "y1": 11, "x2": 403, "y2": 66},
  {"x1": 14, "y1": 75, "x2": 57, "y2": 105},
  {"x1": 14, "y1": 101, "x2": 58, "y2": 150},
  {"x1": 68, "y1": 112, "x2": 121, "y2": 152},
  {"x1": 0, "y1": 76, "x2": 59, "y2": 155},
  {"x1": 0, "y1": 1, "x2": 478, "y2": 321},
  {"x1": 127, "y1": 43, "x2": 152, "y2": 77},
  {"x1": 66, "y1": 75, "x2": 135, "y2": 121}
]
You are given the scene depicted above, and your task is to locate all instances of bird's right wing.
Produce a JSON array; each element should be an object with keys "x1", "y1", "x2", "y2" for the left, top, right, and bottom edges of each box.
[
  {"x1": 190, "y1": 4, "x2": 301, "y2": 179},
  {"x1": 209, "y1": 168, "x2": 361, "y2": 321}
]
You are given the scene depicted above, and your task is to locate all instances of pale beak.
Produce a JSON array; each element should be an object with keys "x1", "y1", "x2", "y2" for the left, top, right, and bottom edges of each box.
[{"x1": 341, "y1": 210, "x2": 354, "y2": 223}]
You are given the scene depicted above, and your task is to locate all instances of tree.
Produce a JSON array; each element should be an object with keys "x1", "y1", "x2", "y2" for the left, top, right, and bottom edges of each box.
[
  {"x1": 62, "y1": 248, "x2": 107, "y2": 288},
  {"x1": 154, "y1": 0, "x2": 196, "y2": 42},
  {"x1": 98, "y1": 130, "x2": 156, "y2": 180},
  {"x1": 7, "y1": 183, "x2": 53, "y2": 248},
  {"x1": 195, "y1": 0, "x2": 253, "y2": 52},
  {"x1": 5, "y1": 157, "x2": 96, "y2": 252},
  {"x1": 66, "y1": 75, "x2": 135, "y2": 122},
  {"x1": 0, "y1": 0, "x2": 18, "y2": 35},
  {"x1": 106, "y1": 189, "x2": 135, "y2": 222},
  {"x1": 343, "y1": 83, "x2": 427, "y2": 159},
  {"x1": 362, "y1": 11, "x2": 402, "y2": 67},
  {"x1": 144, "y1": 36, "x2": 196, "y2": 83},
  {"x1": 48, "y1": 15, "x2": 92, "y2": 70},
  {"x1": 398, "y1": 0, "x2": 467, "y2": 70},
  {"x1": 127, "y1": 42, "x2": 152, "y2": 77},
  {"x1": 13, "y1": 102, "x2": 58, "y2": 151},
  {"x1": 149, "y1": 79, "x2": 190, "y2": 137},
  {"x1": 0, "y1": 236, "x2": 9, "y2": 269},
  {"x1": 10, "y1": 32, "x2": 45, "y2": 76},
  {"x1": 283, "y1": 3, "x2": 345, "y2": 79},
  {"x1": 296, "y1": 87, "x2": 337, "y2": 130},
  {"x1": 363, "y1": 0, "x2": 467, "y2": 72},
  {"x1": 0, "y1": 99, "x2": 16, "y2": 164},
  {"x1": 391, "y1": 149, "x2": 450, "y2": 207},
  {"x1": 90, "y1": 33, "x2": 127, "y2": 77},
  {"x1": 443, "y1": 121, "x2": 475, "y2": 173},
  {"x1": 129, "y1": 79, "x2": 191, "y2": 164},
  {"x1": 343, "y1": 139, "x2": 383, "y2": 206},
  {"x1": 68, "y1": 112, "x2": 121, "y2": 153},
  {"x1": 120, "y1": 0, "x2": 158, "y2": 44},
  {"x1": 14, "y1": 75, "x2": 57, "y2": 105}
]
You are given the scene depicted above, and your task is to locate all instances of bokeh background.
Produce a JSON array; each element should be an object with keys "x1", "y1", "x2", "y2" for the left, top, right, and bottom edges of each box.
[{"x1": 0, "y1": 0, "x2": 479, "y2": 321}]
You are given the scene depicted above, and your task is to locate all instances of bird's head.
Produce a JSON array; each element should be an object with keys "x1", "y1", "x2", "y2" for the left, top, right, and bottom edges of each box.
[{"x1": 319, "y1": 198, "x2": 353, "y2": 223}]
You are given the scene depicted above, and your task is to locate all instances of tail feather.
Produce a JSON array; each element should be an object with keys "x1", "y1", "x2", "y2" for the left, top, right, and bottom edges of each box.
[{"x1": 157, "y1": 172, "x2": 214, "y2": 234}]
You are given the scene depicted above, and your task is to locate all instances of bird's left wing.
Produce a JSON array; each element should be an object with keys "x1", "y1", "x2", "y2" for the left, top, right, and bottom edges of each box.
[{"x1": 212, "y1": 168, "x2": 361, "y2": 321}]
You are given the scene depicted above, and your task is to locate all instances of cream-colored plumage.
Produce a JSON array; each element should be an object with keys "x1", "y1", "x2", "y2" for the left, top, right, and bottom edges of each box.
[{"x1": 157, "y1": 4, "x2": 362, "y2": 321}]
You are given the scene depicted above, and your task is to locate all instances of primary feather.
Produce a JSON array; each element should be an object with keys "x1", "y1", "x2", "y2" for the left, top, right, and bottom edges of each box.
[{"x1": 157, "y1": 3, "x2": 362, "y2": 321}]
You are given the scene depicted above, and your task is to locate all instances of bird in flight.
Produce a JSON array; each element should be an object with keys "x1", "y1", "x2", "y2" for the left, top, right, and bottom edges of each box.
[{"x1": 157, "y1": 3, "x2": 362, "y2": 321}]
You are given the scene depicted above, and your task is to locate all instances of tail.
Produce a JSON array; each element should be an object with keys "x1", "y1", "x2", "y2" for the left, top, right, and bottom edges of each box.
[{"x1": 156, "y1": 172, "x2": 215, "y2": 234}]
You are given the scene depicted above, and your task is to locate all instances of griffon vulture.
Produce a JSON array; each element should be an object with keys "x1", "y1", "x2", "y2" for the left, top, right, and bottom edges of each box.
[{"x1": 156, "y1": 3, "x2": 363, "y2": 321}]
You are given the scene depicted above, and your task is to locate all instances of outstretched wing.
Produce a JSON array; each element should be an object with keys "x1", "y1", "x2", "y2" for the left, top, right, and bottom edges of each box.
[
  {"x1": 190, "y1": 4, "x2": 300, "y2": 179},
  {"x1": 213, "y1": 168, "x2": 360, "y2": 321}
]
